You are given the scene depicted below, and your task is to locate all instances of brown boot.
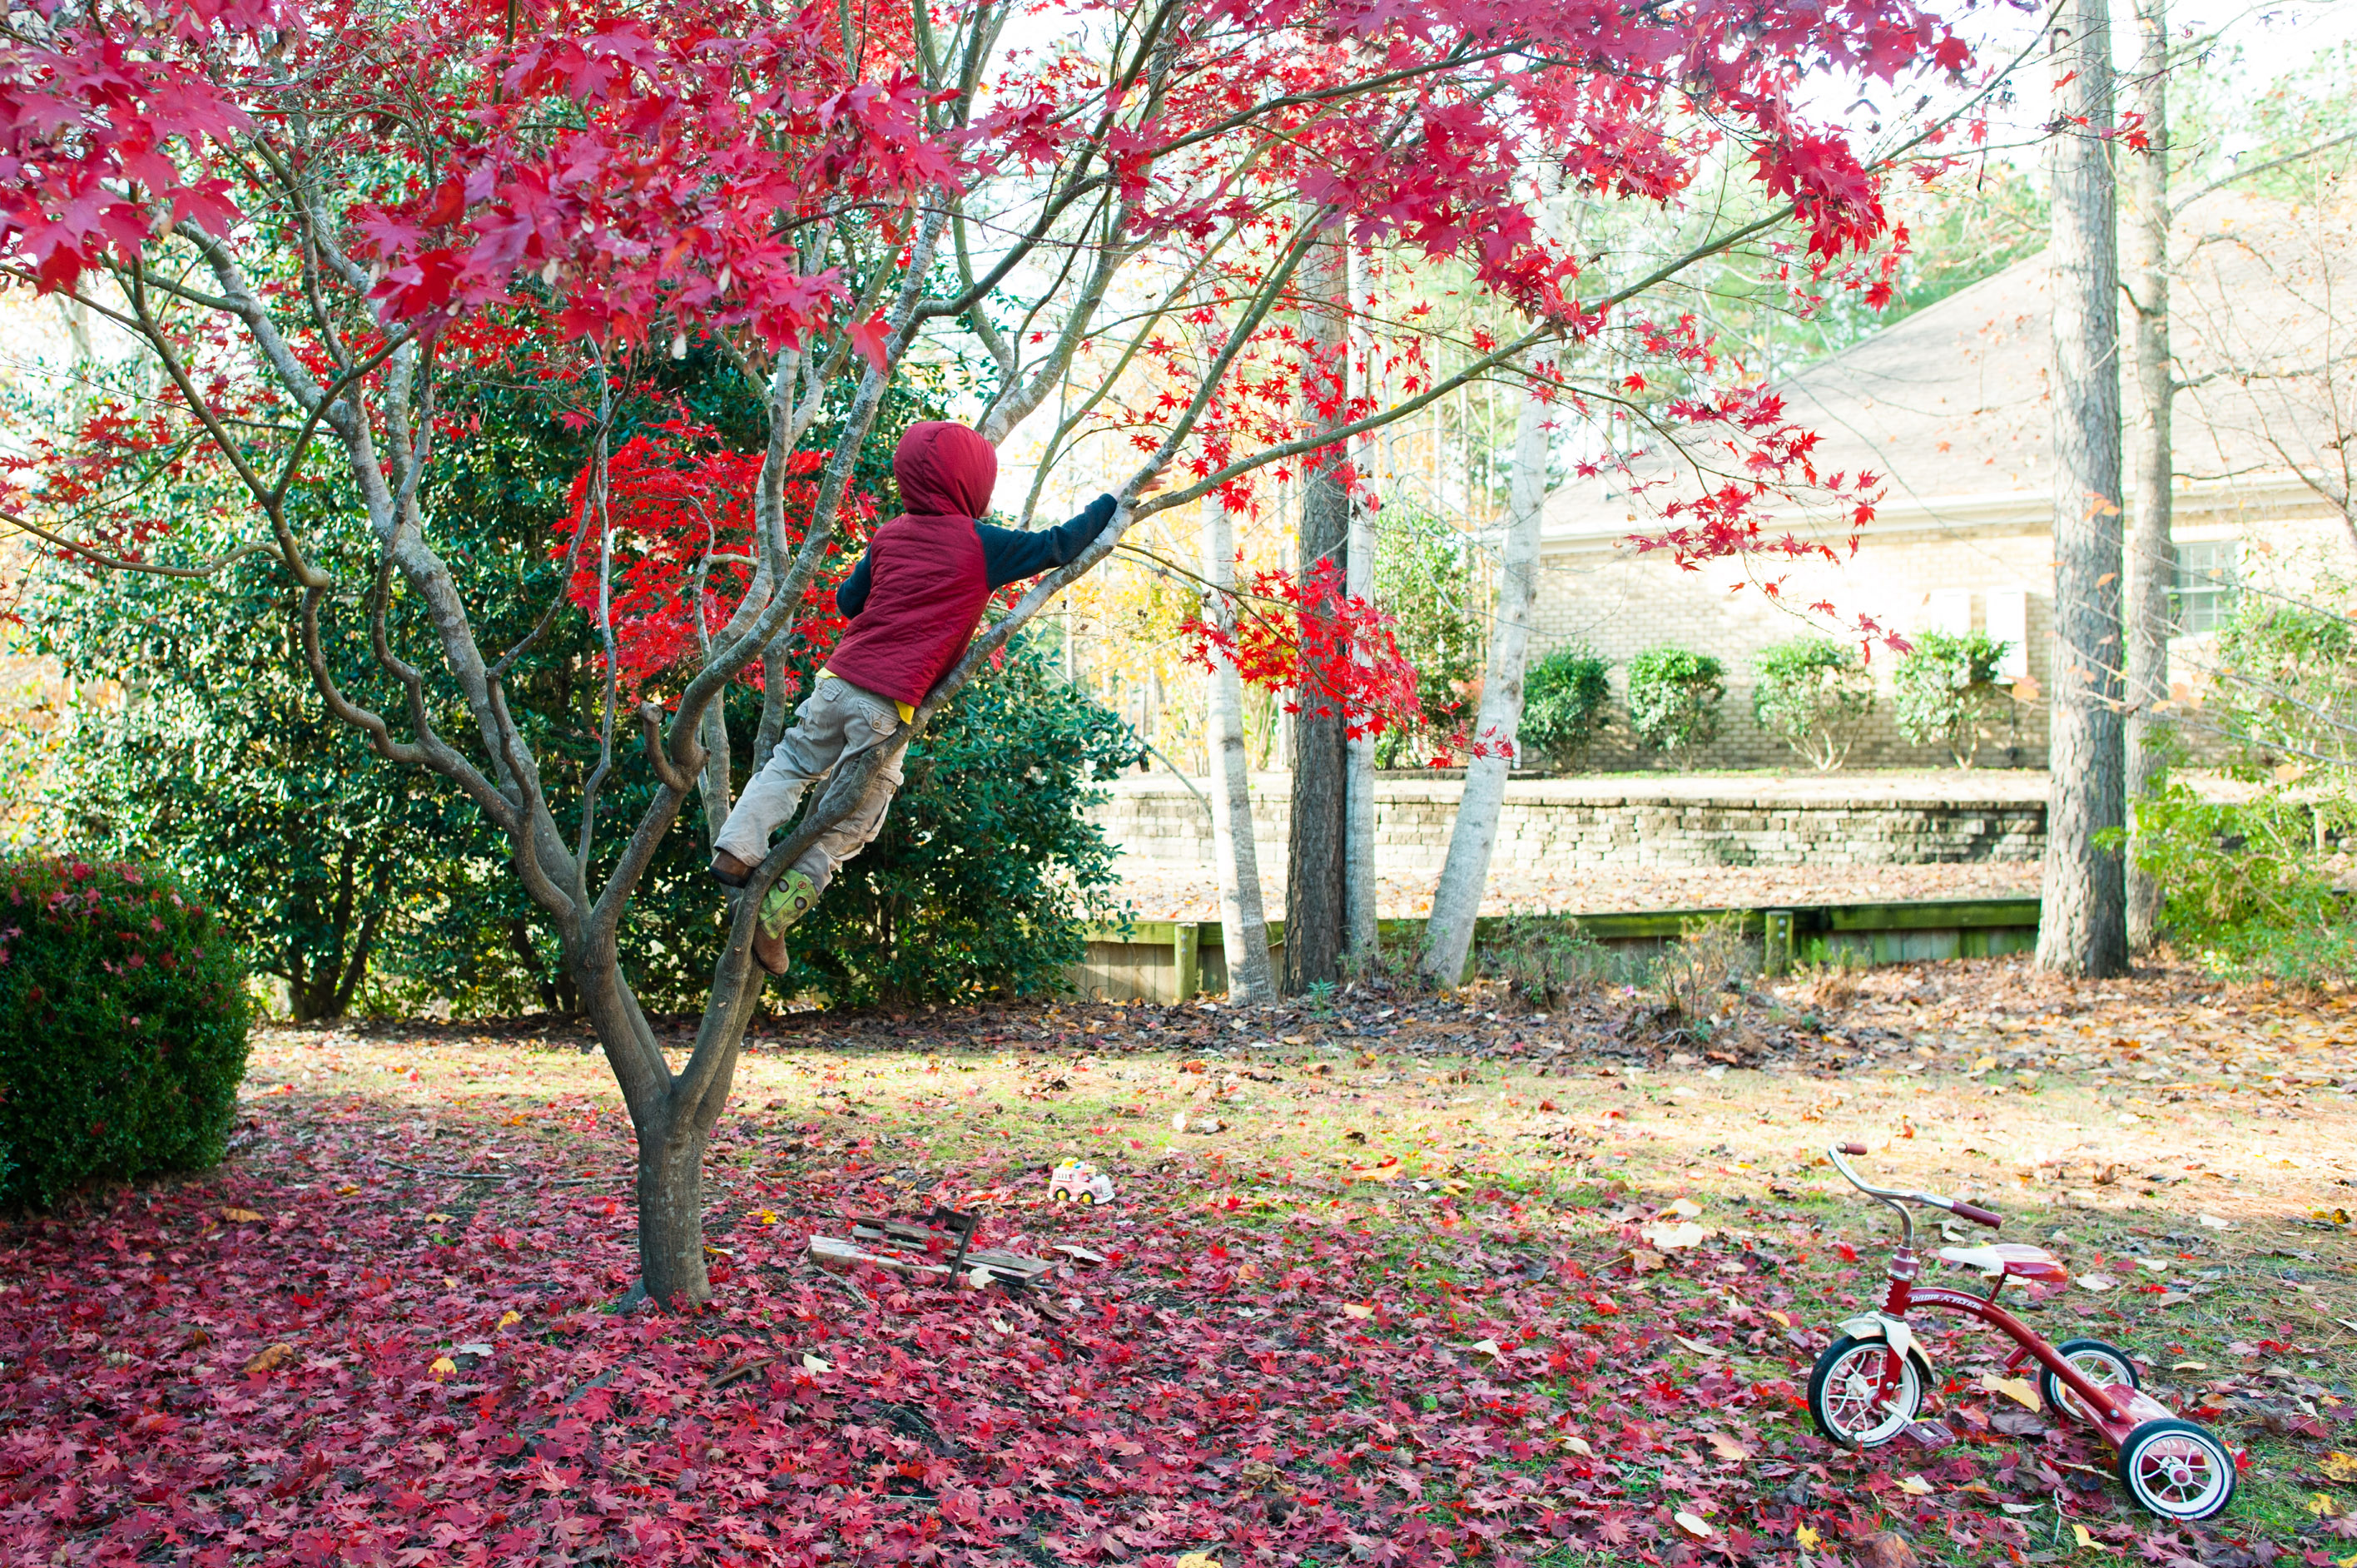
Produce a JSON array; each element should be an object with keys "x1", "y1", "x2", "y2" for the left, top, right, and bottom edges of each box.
[
  {"x1": 710, "y1": 848, "x2": 755, "y2": 887},
  {"x1": 752, "y1": 925, "x2": 789, "y2": 976}
]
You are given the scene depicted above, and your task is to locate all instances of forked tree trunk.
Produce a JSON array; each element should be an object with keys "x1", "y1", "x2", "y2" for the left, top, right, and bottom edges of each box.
[
  {"x1": 1422, "y1": 349, "x2": 1551, "y2": 986},
  {"x1": 588, "y1": 895, "x2": 767, "y2": 1305},
  {"x1": 2037, "y1": 0, "x2": 2131, "y2": 978},
  {"x1": 1283, "y1": 216, "x2": 1351, "y2": 993},
  {"x1": 2122, "y1": 0, "x2": 2174, "y2": 954},
  {"x1": 1204, "y1": 504, "x2": 1277, "y2": 1003}
]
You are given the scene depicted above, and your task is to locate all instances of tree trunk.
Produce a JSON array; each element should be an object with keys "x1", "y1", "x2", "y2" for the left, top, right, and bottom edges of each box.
[
  {"x1": 1422, "y1": 350, "x2": 1551, "y2": 986},
  {"x1": 1343, "y1": 243, "x2": 1379, "y2": 965},
  {"x1": 2122, "y1": 0, "x2": 2174, "y2": 953},
  {"x1": 1204, "y1": 504, "x2": 1277, "y2": 1004},
  {"x1": 587, "y1": 939, "x2": 760, "y2": 1307},
  {"x1": 633, "y1": 1102, "x2": 712, "y2": 1307},
  {"x1": 1283, "y1": 216, "x2": 1351, "y2": 994},
  {"x1": 2037, "y1": 0, "x2": 2131, "y2": 978}
]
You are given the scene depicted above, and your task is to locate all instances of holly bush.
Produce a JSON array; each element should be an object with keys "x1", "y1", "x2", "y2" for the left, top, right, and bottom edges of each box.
[
  {"x1": 2126, "y1": 779, "x2": 2356, "y2": 985},
  {"x1": 1890, "y1": 631, "x2": 2010, "y2": 767},
  {"x1": 1752, "y1": 637, "x2": 1875, "y2": 771},
  {"x1": 778, "y1": 639, "x2": 1138, "y2": 1006},
  {"x1": 0, "y1": 859, "x2": 253, "y2": 1209},
  {"x1": 1519, "y1": 646, "x2": 1611, "y2": 767},
  {"x1": 1625, "y1": 647, "x2": 1726, "y2": 754}
]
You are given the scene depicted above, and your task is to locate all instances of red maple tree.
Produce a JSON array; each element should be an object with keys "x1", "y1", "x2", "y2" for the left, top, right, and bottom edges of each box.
[{"x1": 1, "y1": 0, "x2": 1973, "y2": 1302}]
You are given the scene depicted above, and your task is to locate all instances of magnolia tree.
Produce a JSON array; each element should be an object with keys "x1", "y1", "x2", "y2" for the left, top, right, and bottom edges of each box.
[{"x1": 2, "y1": 0, "x2": 1967, "y2": 1304}]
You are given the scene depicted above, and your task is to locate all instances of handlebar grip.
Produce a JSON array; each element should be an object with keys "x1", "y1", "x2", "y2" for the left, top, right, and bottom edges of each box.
[
  {"x1": 1838, "y1": 1143, "x2": 1868, "y2": 1156},
  {"x1": 1949, "y1": 1200, "x2": 2003, "y2": 1228}
]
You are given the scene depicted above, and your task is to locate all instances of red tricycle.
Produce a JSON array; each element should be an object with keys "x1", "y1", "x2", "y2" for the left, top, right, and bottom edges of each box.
[{"x1": 1806, "y1": 1142, "x2": 2237, "y2": 1521}]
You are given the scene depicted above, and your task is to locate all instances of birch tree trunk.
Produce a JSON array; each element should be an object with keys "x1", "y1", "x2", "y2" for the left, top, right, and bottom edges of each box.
[
  {"x1": 1422, "y1": 354, "x2": 1551, "y2": 985},
  {"x1": 2037, "y1": 0, "x2": 2131, "y2": 977},
  {"x1": 1204, "y1": 503, "x2": 1277, "y2": 1003},
  {"x1": 1343, "y1": 243, "x2": 1380, "y2": 963},
  {"x1": 2122, "y1": 0, "x2": 2174, "y2": 954},
  {"x1": 1283, "y1": 216, "x2": 1352, "y2": 993}
]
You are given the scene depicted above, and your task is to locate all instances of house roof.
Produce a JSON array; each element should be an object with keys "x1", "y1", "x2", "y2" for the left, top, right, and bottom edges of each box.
[{"x1": 1544, "y1": 189, "x2": 2354, "y2": 543}]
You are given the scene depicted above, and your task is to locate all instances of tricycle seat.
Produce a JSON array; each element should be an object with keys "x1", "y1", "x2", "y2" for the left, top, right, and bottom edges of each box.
[{"x1": 1938, "y1": 1243, "x2": 2068, "y2": 1283}]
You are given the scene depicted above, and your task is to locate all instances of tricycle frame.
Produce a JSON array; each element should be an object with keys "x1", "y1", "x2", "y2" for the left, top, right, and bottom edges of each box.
[{"x1": 1863, "y1": 1248, "x2": 2146, "y2": 1446}]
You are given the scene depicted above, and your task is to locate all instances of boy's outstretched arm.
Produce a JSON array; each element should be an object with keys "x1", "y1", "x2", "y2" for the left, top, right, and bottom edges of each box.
[
  {"x1": 976, "y1": 494, "x2": 1118, "y2": 590},
  {"x1": 835, "y1": 552, "x2": 873, "y2": 617}
]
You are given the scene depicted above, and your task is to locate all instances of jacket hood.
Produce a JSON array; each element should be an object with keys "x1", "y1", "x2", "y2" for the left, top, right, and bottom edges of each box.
[{"x1": 892, "y1": 421, "x2": 998, "y2": 520}]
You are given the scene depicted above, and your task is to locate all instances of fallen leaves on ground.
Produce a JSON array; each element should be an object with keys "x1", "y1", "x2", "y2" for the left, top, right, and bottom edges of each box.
[{"x1": 7, "y1": 962, "x2": 2354, "y2": 1567}]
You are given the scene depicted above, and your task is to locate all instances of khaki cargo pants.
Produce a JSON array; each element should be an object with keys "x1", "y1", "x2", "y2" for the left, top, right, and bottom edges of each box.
[{"x1": 712, "y1": 673, "x2": 906, "y2": 896}]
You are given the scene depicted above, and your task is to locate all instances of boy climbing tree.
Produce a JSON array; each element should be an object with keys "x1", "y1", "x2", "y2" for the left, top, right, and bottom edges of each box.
[{"x1": 707, "y1": 420, "x2": 1118, "y2": 974}]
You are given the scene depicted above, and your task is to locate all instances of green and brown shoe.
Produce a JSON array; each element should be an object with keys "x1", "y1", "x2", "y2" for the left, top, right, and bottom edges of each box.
[{"x1": 750, "y1": 870, "x2": 818, "y2": 976}]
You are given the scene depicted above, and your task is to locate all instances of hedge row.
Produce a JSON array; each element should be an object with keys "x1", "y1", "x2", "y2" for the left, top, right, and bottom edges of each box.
[{"x1": 1517, "y1": 633, "x2": 2016, "y2": 771}]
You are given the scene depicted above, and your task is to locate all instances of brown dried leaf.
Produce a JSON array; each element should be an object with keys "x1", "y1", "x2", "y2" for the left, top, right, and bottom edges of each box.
[
  {"x1": 1859, "y1": 1530, "x2": 1920, "y2": 1568},
  {"x1": 242, "y1": 1342, "x2": 295, "y2": 1375}
]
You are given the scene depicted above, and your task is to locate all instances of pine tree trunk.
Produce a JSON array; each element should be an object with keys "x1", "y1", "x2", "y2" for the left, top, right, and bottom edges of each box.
[
  {"x1": 1283, "y1": 216, "x2": 1350, "y2": 995},
  {"x1": 2123, "y1": 0, "x2": 2174, "y2": 954},
  {"x1": 1343, "y1": 244, "x2": 1379, "y2": 964},
  {"x1": 1423, "y1": 354, "x2": 1551, "y2": 986},
  {"x1": 1204, "y1": 504, "x2": 1277, "y2": 1004},
  {"x1": 2037, "y1": 0, "x2": 2131, "y2": 978}
]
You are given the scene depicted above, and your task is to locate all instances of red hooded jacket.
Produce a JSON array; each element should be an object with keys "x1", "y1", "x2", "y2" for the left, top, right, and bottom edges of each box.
[{"x1": 824, "y1": 421, "x2": 1116, "y2": 710}]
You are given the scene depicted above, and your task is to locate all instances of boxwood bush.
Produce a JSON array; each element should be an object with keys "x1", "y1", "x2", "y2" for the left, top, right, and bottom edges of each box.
[{"x1": 0, "y1": 858, "x2": 252, "y2": 1209}]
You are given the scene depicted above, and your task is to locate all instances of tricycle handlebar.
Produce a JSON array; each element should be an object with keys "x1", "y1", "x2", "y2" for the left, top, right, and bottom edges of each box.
[{"x1": 1826, "y1": 1144, "x2": 2002, "y2": 1236}]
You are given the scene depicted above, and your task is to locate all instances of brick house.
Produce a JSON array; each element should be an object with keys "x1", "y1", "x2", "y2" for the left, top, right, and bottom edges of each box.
[{"x1": 1532, "y1": 191, "x2": 2352, "y2": 772}]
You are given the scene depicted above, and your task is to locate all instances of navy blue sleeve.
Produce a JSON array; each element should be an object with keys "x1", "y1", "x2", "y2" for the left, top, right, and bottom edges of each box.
[
  {"x1": 975, "y1": 494, "x2": 1118, "y2": 590},
  {"x1": 834, "y1": 550, "x2": 873, "y2": 618}
]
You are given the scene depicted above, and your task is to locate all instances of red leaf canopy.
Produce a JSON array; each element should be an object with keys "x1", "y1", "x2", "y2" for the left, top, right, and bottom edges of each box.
[{"x1": 561, "y1": 424, "x2": 855, "y2": 698}]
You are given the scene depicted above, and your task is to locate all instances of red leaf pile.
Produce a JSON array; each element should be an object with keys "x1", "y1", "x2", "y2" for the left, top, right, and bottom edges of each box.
[{"x1": 1, "y1": 1082, "x2": 2318, "y2": 1566}]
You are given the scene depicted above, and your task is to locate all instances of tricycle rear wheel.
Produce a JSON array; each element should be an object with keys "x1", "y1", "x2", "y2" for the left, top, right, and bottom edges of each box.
[{"x1": 2041, "y1": 1337, "x2": 2138, "y2": 1424}]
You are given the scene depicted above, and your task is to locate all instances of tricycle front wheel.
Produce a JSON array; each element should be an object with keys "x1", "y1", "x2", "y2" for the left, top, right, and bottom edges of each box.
[
  {"x1": 1808, "y1": 1334, "x2": 1928, "y2": 1448},
  {"x1": 2118, "y1": 1417, "x2": 2236, "y2": 1520}
]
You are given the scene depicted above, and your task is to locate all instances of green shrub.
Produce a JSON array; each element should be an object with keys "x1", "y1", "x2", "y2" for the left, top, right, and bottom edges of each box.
[
  {"x1": 1519, "y1": 646, "x2": 1611, "y2": 767},
  {"x1": 2211, "y1": 603, "x2": 2357, "y2": 769},
  {"x1": 1891, "y1": 630, "x2": 2011, "y2": 767},
  {"x1": 0, "y1": 859, "x2": 253, "y2": 1208},
  {"x1": 2127, "y1": 779, "x2": 2356, "y2": 986},
  {"x1": 1479, "y1": 915, "x2": 1629, "y2": 1001},
  {"x1": 1752, "y1": 637, "x2": 1875, "y2": 771},
  {"x1": 1625, "y1": 647, "x2": 1725, "y2": 753},
  {"x1": 772, "y1": 638, "x2": 1136, "y2": 1007},
  {"x1": 1372, "y1": 510, "x2": 1481, "y2": 766}
]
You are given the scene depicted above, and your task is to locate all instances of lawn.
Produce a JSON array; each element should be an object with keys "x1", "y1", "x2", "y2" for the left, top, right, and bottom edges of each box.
[{"x1": 4, "y1": 956, "x2": 2353, "y2": 1567}]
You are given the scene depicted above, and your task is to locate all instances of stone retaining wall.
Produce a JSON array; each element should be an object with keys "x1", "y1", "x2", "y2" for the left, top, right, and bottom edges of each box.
[{"x1": 1089, "y1": 772, "x2": 2047, "y2": 871}]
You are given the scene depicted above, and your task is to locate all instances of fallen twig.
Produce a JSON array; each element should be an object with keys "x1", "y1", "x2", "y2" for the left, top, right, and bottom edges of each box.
[{"x1": 368, "y1": 1161, "x2": 628, "y2": 1184}]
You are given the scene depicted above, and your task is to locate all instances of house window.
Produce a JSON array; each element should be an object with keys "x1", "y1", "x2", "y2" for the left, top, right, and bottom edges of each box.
[{"x1": 2172, "y1": 540, "x2": 2239, "y2": 634}]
